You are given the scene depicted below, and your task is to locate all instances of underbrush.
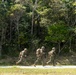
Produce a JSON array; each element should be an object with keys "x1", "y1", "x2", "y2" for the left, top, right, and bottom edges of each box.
[{"x1": 0, "y1": 52, "x2": 76, "y2": 66}]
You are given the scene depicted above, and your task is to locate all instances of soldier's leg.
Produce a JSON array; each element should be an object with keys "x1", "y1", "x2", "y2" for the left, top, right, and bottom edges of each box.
[
  {"x1": 41, "y1": 56, "x2": 46, "y2": 66},
  {"x1": 34, "y1": 57, "x2": 40, "y2": 67},
  {"x1": 52, "y1": 56, "x2": 56, "y2": 66},
  {"x1": 24, "y1": 58, "x2": 29, "y2": 66},
  {"x1": 46, "y1": 56, "x2": 52, "y2": 64},
  {"x1": 41, "y1": 60, "x2": 45, "y2": 66},
  {"x1": 16, "y1": 57, "x2": 23, "y2": 64}
]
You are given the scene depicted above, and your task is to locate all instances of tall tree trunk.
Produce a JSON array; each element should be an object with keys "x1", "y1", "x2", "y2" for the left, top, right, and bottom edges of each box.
[
  {"x1": 10, "y1": 20, "x2": 12, "y2": 42},
  {"x1": 69, "y1": 37, "x2": 72, "y2": 52},
  {"x1": 31, "y1": 11, "x2": 34, "y2": 35},
  {"x1": 0, "y1": 43, "x2": 2, "y2": 58},
  {"x1": 31, "y1": 0, "x2": 38, "y2": 35},
  {"x1": 58, "y1": 42, "x2": 61, "y2": 55},
  {"x1": 16, "y1": 20, "x2": 20, "y2": 50},
  {"x1": 0, "y1": 28, "x2": 4, "y2": 57}
]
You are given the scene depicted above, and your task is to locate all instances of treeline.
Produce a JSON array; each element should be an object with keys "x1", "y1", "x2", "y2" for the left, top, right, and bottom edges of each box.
[{"x1": 0, "y1": 0, "x2": 76, "y2": 57}]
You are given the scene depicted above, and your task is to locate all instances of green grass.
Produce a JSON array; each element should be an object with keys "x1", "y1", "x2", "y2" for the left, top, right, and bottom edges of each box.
[{"x1": 0, "y1": 68, "x2": 76, "y2": 75}]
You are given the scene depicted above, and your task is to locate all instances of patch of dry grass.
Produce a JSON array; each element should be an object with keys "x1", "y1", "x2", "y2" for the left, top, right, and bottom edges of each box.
[{"x1": 0, "y1": 68, "x2": 76, "y2": 75}]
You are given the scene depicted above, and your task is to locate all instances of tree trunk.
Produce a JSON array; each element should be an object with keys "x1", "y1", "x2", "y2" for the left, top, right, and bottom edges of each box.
[
  {"x1": 31, "y1": 0, "x2": 39, "y2": 35},
  {"x1": 10, "y1": 20, "x2": 12, "y2": 42},
  {"x1": 0, "y1": 28, "x2": 4, "y2": 57},
  {"x1": 16, "y1": 20, "x2": 20, "y2": 50},
  {"x1": 69, "y1": 37, "x2": 72, "y2": 52},
  {"x1": 31, "y1": 11, "x2": 34, "y2": 35},
  {"x1": 0, "y1": 43, "x2": 2, "y2": 58},
  {"x1": 58, "y1": 42, "x2": 61, "y2": 54}
]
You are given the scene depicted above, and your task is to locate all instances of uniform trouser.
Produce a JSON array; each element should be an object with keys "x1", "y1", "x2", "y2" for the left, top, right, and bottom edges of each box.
[
  {"x1": 47, "y1": 55, "x2": 56, "y2": 66},
  {"x1": 16, "y1": 57, "x2": 29, "y2": 65},
  {"x1": 34, "y1": 56, "x2": 46, "y2": 66}
]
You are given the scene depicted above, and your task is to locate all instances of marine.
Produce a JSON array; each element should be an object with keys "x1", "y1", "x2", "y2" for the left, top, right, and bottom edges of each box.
[
  {"x1": 33, "y1": 46, "x2": 46, "y2": 66},
  {"x1": 46, "y1": 47, "x2": 56, "y2": 66},
  {"x1": 16, "y1": 48, "x2": 29, "y2": 65}
]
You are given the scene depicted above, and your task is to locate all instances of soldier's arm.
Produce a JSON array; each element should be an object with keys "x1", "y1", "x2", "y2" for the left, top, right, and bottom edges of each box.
[
  {"x1": 36, "y1": 49, "x2": 39, "y2": 55},
  {"x1": 20, "y1": 51, "x2": 24, "y2": 58},
  {"x1": 48, "y1": 51, "x2": 52, "y2": 56},
  {"x1": 24, "y1": 53, "x2": 27, "y2": 58},
  {"x1": 24, "y1": 51, "x2": 27, "y2": 58},
  {"x1": 19, "y1": 52, "x2": 22, "y2": 58}
]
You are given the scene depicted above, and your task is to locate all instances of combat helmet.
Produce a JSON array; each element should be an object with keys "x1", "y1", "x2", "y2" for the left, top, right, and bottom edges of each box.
[
  {"x1": 52, "y1": 47, "x2": 55, "y2": 50},
  {"x1": 41, "y1": 46, "x2": 45, "y2": 49},
  {"x1": 24, "y1": 48, "x2": 27, "y2": 51}
]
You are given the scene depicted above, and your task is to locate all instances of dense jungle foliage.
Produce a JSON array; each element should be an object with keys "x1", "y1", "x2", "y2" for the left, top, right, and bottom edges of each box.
[{"x1": 0, "y1": 0, "x2": 76, "y2": 57}]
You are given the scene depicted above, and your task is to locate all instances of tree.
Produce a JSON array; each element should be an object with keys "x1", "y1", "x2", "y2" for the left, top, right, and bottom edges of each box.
[
  {"x1": 0, "y1": 0, "x2": 8, "y2": 57},
  {"x1": 9, "y1": 4, "x2": 26, "y2": 49},
  {"x1": 45, "y1": 22, "x2": 70, "y2": 53}
]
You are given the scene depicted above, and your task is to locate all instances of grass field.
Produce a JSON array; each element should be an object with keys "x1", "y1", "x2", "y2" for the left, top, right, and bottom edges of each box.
[{"x1": 0, "y1": 68, "x2": 76, "y2": 75}]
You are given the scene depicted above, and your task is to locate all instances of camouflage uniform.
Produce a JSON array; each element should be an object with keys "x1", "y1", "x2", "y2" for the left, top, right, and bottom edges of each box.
[
  {"x1": 34, "y1": 46, "x2": 46, "y2": 66},
  {"x1": 16, "y1": 48, "x2": 28, "y2": 65},
  {"x1": 47, "y1": 47, "x2": 56, "y2": 66}
]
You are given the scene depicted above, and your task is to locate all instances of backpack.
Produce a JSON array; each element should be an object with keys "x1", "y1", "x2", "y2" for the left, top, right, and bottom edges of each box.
[{"x1": 36, "y1": 48, "x2": 41, "y2": 55}]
